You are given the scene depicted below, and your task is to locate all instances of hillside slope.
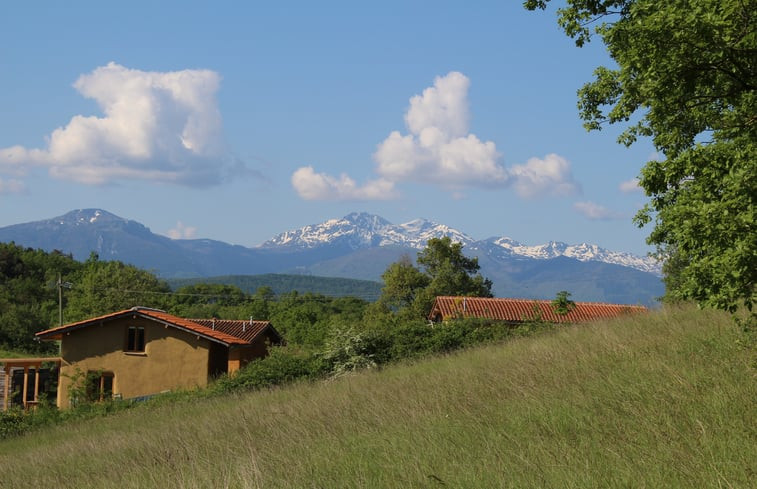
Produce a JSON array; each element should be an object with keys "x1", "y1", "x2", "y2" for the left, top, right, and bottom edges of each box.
[{"x1": 1, "y1": 306, "x2": 753, "y2": 488}]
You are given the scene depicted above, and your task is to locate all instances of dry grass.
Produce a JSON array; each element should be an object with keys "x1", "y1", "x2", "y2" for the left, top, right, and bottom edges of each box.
[{"x1": 1, "y1": 305, "x2": 754, "y2": 488}]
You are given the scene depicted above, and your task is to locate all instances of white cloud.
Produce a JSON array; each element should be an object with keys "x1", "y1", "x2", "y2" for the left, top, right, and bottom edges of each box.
[
  {"x1": 509, "y1": 154, "x2": 580, "y2": 198},
  {"x1": 574, "y1": 201, "x2": 624, "y2": 220},
  {"x1": 167, "y1": 221, "x2": 198, "y2": 239},
  {"x1": 0, "y1": 62, "x2": 245, "y2": 187},
  {"x1": 619, "y1": 177, "x2": 642, "y2": 193},
  {"x1": 291, "y1": 166, "x2": 397, "y2": 201},
  {"x1": 291, "y1": 71, "x2": 581, "y2": 201},
  {"x1": 374, "y1": 71, "x2": 508, "y2": 187},
  {"x1": 0, "y1": 178, "x2": 25, "y2": 194},
  {"x1": 405, "y1": 71, "x2": 470, "y2": 138}
]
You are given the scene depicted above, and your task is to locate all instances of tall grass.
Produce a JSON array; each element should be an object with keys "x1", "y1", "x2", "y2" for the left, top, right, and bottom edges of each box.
[{"x1": 1, "y1": 305, "x2": 754, "y2": 488}]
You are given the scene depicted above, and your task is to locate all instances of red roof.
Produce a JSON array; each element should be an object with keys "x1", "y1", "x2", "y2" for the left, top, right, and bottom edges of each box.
[
  {"x1": 35, "y1": 307, "x2": 276, "y2": 346},
  {"x1": 429, "y1": 296, "x2": 647, "y2": 323},
  {"x1": 189, "y1": 319, "x2": 279, "y2": 344}
]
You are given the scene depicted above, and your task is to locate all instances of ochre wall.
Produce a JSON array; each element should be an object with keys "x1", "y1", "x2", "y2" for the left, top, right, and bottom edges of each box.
[
  {"x1": 228, "y1": 330, "x2": 278, "y2": 374},
  {"x1": 56, "y1": 316, "x2": 214, "y2": 408}
]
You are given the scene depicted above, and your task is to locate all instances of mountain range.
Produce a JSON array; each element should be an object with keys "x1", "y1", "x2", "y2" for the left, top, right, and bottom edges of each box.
[{"x1": 0, "y1": 209, "x2": 663, "y2": 305}]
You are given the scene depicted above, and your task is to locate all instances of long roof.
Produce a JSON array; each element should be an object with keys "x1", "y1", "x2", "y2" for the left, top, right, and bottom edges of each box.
[
  {"x1": 35, "y1": 307, "x2": 277, "y2": 347},
  {"x1": 429, "y1": 296, "x2": 647, "y2": 323}
]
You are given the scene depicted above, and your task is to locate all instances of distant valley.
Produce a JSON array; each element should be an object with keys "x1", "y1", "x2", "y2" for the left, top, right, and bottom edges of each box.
[{"x1": 0, "y1": 209, "x2": 663, "y2": 305}]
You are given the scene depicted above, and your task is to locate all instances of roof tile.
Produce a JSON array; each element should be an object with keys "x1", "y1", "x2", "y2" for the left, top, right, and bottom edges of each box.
[{"x1": 429, "y1": 296, "x2": 647, "y2": 323}]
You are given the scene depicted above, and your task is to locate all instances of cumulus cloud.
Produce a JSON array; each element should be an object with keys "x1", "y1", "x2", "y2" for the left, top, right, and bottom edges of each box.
[
  {"x1": 0, "y1": 62, "x2": 244, "y2": 187},
  {"x1": 291, "y1": 71, "x2": 580, "y2": 201},
  {"x1": 574, "y1": 201, "x2": 625, "y2": 220},
  {"x1": 291, "y1": 166, "x2": 397, "y2": 201},
  {"x1": 373, "y1": 71, "x2": 507, "y2": 187},
  {"x1": 0, "y1": 178, "x2": 25, "y2": 194},
  {"x1": 167, "y1": 221, "x2": 198, "y2": 239},
  {"x1": 619, "y1": 177, "x2": 642, "y2": 193},
  {"x1": 509, "y1": 154, "x2": 580, "y2": 198}
]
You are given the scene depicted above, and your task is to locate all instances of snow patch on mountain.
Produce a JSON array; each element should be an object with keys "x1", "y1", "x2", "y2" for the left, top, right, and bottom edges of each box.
[
  {"x1": 261, "y1": 212, "x2": 662, "y2": 275},
  {"x1": 480, "y1": 237, "x2": 661, "y2": 274},
  {"x1": 262, "y1": 212, "x2": 475, "y2": 250}
]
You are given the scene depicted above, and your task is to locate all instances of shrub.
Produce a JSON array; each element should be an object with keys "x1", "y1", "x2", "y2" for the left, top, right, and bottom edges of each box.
[
  {"x1": 320, "y1": 326, "x2": 381, "y2": 376},
  {"x1": 0, "y1": 408, "x2": 28, "y2": 439},
  {"x1": 213, "y1": 347, "x2": 325, "y2": 393}
]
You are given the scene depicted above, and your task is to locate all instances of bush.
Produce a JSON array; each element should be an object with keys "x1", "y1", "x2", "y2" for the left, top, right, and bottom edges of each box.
[
  {"x1": 320, "y1": 326, "x2": 381, "y2": 376},
  {"x1": 213, "y1": 347, "x2": 326, "y2": 393},
  {"x1": 0, "y1": 400, "x2": 63, "y2": 440},
  {"x1": 0, "y1": 408, "x2": 28, "y2": 438}
]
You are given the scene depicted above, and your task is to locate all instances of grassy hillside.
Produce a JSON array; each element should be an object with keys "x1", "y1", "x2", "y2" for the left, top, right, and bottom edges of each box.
[{"x1": 1, "y1": 306, "x2": 754, "y2": 488}]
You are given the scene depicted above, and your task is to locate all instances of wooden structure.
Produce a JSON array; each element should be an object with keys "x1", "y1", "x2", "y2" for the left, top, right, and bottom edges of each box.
[
  {"x1": 429, "y1": 296, "x2": 647, "y2": 323},
  {"x1": 0, "y1": 357, "x2": 61, "y2": 411}
]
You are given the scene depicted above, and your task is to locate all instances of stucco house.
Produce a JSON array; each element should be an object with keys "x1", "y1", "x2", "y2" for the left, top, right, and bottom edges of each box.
[
  {"x1": 2, "y1": 307, "x2": 281, "y2": 410},
  {"x1": 429, "y1": 296, "x2": 647, "y2": 323}
]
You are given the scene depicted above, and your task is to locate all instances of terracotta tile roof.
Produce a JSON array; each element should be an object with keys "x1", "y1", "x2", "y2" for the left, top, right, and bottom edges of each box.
[
  {"x1": 188, "y1": 319, "x2": 280, "y2": 344},
  {"x1": 429, "y1": 296, "x2": 647, "y2": 323},
  {"x1": 35, "y1": 307, "x2": 272, "y2": 346}
]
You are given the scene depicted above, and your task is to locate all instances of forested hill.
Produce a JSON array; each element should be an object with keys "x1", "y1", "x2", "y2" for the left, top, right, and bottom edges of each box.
[
  {"x1": 0, "y1": 243, "x2": 379, "y2": 353},
  {"x1": 167, "y1": 274, "x2": 382, "y2": 301}
]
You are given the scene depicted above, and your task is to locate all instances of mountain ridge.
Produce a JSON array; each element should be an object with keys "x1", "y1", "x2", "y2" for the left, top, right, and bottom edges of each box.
[
  {"x1": 262, "y1": 211, "x2": 661, "y2": 275},
  {"x1": 0, "y1": 209, "x2": 663, "y2": 305}
]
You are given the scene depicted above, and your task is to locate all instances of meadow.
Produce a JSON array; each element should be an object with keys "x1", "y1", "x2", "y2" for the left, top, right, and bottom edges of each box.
[{"x1": 0, "y1": 305, "x2": 754, "y2": 488}]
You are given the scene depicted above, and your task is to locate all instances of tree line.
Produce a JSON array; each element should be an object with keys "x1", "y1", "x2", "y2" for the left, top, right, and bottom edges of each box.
[{"x1": 0, "y1": 237, "x2": 493, "y2": 353}]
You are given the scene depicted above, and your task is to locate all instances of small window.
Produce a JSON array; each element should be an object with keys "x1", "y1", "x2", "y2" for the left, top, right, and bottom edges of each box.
[
  {"x1": 86, "y1": 371, "x2": 114, "y2": 402},
  {"x1": 126, "y1": 326, "x2": 145, "y2": 352}
]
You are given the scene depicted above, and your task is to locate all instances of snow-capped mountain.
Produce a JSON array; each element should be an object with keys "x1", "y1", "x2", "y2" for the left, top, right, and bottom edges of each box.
[
  {"x1": 261, "y1": 212, "x2": 475, "y2": 251},
  {"x1": 0, "y1": 209, "x2": 664, "y2": 304},
  {"x1": 262, "y1": 212, "x2": 661, "y2": 275},
  {"x1": 477, "y1": 237, "x2": 661, "y2": 274}
]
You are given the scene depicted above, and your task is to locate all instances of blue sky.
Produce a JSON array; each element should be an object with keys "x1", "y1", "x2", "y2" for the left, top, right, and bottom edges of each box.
[{"x1": 0, "y1": 1, "x2": 656, "y2": 255}]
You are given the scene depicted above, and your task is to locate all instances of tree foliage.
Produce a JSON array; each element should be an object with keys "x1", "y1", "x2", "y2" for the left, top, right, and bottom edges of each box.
[
  {"x1": 64, "y1": 253, "x2": 172, "y2": 322},
  {"x1": 371, "y1": 237, "x2": 493, "y2": 319},
  {"x1": 369, "y1": 255, "x2": 431, "y2": 319},
  {"x1": 525, "y1": 0, "x2": 757, "y2": 317},
  {"x1": 0, "y1": 243, "x2": 78, "y2": 352},
  {"x1": 418, "y1": 237, "x2": 493, "y2": 296},
  {"x1": 551, "y1": 290, "x2": 577, "y2": 316}
]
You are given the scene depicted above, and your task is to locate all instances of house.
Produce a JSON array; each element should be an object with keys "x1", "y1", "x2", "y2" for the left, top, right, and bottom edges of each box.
[
  {"x1": 1, "y1": 307, "x2": 282, "y2": 410},
  {"x1": 428, "y1": 296, "x2": 647, "y2": 323}
]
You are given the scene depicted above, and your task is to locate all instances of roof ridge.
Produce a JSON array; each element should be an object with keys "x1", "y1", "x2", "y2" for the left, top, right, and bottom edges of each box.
[{"x1": 436, "y1": 296, "x2": 646, "y2": 308}]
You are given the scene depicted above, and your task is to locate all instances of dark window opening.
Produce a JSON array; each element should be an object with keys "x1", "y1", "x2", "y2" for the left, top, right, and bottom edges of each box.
[
  {"x1": 126, "y1": 326, "x2": 145, "y2": 352},
  {"x1": 86, "y1": 371, "x2": 114, "y2": 402}
]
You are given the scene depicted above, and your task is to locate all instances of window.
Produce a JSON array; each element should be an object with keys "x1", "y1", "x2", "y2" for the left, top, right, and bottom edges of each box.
[
  {"x1": 86, "y1": 371, "x2": 114, "y2": 402},
  {"x1": 126, "y1": 326, "x2": 145, "y2": 352}
]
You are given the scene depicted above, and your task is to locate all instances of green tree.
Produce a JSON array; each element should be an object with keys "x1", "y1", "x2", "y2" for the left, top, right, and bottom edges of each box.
[
  {"x1": 269, "y1": 292, "x2": 368, "y2": 349},
  {"x1": 0, "y1": 243, "x2": 79, "y2": 351},
  {"x1": 525, "y1": 0, "x2": 757, "y2": 318},
  {"x1": 418, "y1": 237, "x2": 493, "y2": 298},
  {"x1": 167, "y1": 283, "x2": 249, "y2": 318},
  {"x1": 551, "y1": 290, "x2": 576, "y2": 316},
  {"x1": 64, "y1": 253, "x2": 171, "y2": 321},
  {"x1": 368, "y1": 255, "x2": 431, "y2": 318},
  {"x1": 372, "y1": 238, "x2": 493, "y2": 320}
]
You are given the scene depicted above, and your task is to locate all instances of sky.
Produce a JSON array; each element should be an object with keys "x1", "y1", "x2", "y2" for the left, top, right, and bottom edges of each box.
[{"x1": 0, "y1": 1, "x2": 657, "y2": 256}]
